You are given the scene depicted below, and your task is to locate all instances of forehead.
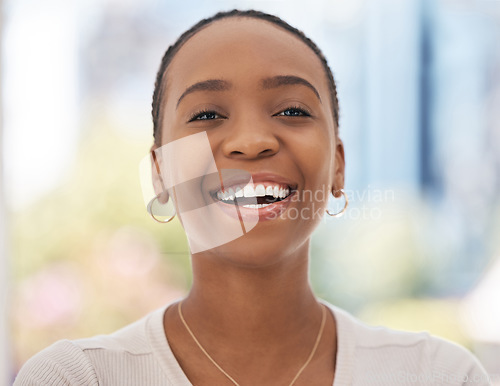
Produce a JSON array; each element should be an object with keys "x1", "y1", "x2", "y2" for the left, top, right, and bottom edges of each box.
[{"x1": 166, "y1": 17, "x2": 329, "y2": 102}]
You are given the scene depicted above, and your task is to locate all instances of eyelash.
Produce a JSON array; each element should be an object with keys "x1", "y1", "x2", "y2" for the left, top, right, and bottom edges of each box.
[
  {"x1": 188, "y1": 106, "x2": 311, "y2": 122},
  {"x1": 273, "y1": 105, "x2": 311, "y2": 117},
  {"x1": 188, "y1": 109, "x2": 224, "y2": 122}
]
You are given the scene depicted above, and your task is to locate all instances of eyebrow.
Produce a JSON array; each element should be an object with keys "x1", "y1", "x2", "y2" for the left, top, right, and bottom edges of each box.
[
  {"x1": 261, "y1": 75, "x2": 321, "y2": 103},
  {"x1": 176, "y1": 75, "x2": 321, "y2": 109},
  {"x1": 176, "y1": 79, "x2": 231, "y2": 108}
]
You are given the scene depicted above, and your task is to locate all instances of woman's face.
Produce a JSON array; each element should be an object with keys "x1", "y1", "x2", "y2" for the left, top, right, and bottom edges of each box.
[{"x1": 157, "y1": 17, "x2": 345, "y2": 266}]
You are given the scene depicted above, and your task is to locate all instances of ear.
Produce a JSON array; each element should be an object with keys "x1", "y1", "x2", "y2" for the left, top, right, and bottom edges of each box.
[
  {"x1": 150, "y1": 144, "x2": 169, "y2": 204},
  {"x1": 332, "y1": 138, "x2": 345, "y2": 198}
]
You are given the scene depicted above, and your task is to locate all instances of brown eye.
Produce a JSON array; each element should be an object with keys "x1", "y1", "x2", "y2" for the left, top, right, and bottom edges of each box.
[
  {"x1": 188, "y1": 110, "x2": 224, "y2": 122},
  {"x1": 274, "y1": 107, "x2": 311, "y2": 117}
]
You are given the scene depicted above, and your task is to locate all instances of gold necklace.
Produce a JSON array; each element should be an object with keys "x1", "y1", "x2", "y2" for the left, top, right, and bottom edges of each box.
[{"x1": 178, "y1": 300, "x2": 327, "y2": 386}]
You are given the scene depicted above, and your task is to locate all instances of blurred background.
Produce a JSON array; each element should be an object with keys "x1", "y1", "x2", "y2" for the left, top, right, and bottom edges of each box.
[{"x1": 1, "y1": 0, "x2": 500, "y2": 384}]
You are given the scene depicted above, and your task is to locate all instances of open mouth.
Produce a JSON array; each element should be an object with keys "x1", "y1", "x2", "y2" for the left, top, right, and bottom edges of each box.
[{"x1": 211, "y1": 183, "x2": 295, "y2": 209}]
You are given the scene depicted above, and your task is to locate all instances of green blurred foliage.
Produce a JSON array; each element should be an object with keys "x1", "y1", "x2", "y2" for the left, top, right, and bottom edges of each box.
[
  {"x1": 10, "y1": 123, "x2": 192, "y2": 366},
  {"x1": 12, "y1": 123, "x2": 191, "y2": 277},
  {"x1": 310, "y1": 194, "x2": 432, "y2": 312}
]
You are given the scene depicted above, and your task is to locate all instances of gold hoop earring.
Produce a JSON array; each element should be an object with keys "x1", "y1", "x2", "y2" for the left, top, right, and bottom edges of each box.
[
  {"x1": 147, "y1": 194, "x2": 176, "y2": 223},
  {"x1": 325, "y1": 189, "x2": 348, "y2": 217}
]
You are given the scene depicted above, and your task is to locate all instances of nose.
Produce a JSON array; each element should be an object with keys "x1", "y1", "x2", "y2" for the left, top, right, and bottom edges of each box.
[{"x1": 221, "y1": 116, "x2": 279, "y2": 159}]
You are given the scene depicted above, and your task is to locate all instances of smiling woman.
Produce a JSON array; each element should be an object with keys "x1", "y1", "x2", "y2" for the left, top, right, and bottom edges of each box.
[{"x1": 14, "y1": 9, "x2": 490, "y2": 386}]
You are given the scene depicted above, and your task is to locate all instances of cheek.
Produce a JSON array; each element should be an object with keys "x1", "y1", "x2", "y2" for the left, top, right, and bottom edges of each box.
[
  {"x1": 290, "y1": 129, "x2": 334, "y2": 211},
  {"x1": 294, "y1": 130, "x2": 334, "y2": 183},
  {"x1": 302, "y1": 152, "x2": 332, "y2": 207}
]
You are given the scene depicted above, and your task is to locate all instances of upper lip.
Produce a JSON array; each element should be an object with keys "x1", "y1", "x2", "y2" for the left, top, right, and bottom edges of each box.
[{"x1": 207, "y1": 171, "x2": 298, "y2": 195}]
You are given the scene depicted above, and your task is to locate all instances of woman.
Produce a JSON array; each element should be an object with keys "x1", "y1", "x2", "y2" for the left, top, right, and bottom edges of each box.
[{"x1": 15, "y1": 9, "x2": 490, "y2": 386}]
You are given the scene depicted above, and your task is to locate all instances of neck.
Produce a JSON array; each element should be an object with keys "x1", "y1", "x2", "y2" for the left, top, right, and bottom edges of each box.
[{"x1": 180, "y1": 243, "x2": 322, "y2": 352}]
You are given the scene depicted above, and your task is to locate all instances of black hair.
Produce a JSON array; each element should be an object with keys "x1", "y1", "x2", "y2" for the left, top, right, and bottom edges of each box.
[{"x1": 152, "y1": 9, "x2": 340, "y2": 145}]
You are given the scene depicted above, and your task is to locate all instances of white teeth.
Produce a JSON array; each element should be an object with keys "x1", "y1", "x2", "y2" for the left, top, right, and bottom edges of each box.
[
  {"x1": 242, "y1": 203, "x2": 272, "y2": 209},
  {"x1": 243, "y1": 184, "x2": 255, "y2": 197},
  {"x1": 216, "y1": 183, "x2": 291, "y2": 201},
  {"x1": 255, "y1": 184, "x2": 266, "y2": 197},
  {"x1": 217, "y1": 188, "x2": 235, "y2": 201},
  {"x1": 279, "y1": 187, "x2": 290, "y2": 198}
]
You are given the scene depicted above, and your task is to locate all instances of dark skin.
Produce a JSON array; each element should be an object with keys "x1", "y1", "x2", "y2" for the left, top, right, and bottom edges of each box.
[{"x1": 152, "y1": 17, "x2": 345, "y2": 386}]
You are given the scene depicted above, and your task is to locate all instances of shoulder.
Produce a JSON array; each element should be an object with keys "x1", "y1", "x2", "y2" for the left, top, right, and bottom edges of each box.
[
  {"x1": 424, "y1": 336, "x2": 491, "y2": 385},
  {"x1": 14, "y1": 309, "x2": 161, "y2": 386},
  {"x1": 13, "y1": 339, "x2": 99, "y2": 386},
  {"x1": 322, "y1": 300, "x2": 491, "y2": 385},
  {"x1": 360, "y1": 327, "x2": 489, "y2": 384},
  {"x1": 356, "y1": 320, "x2": 486, "y2": 372}
]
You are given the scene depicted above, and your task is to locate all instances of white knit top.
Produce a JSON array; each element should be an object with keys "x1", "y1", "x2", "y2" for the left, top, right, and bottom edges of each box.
[{"x1": 14, "y1": 298, "x2": 491, "y2": 385}]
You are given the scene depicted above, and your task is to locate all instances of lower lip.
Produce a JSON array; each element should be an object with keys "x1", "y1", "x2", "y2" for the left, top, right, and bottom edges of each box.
[{"x1": 213, "y1": 191, "x2": 296, "y2": 222}]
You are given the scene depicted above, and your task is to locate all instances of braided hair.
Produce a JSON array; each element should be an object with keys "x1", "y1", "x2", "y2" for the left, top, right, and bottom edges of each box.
[{"x1": 152, "y1": 9, "x2": 340, "y2": 145}]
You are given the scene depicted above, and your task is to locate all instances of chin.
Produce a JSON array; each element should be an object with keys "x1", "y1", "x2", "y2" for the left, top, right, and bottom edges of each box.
[{"x1": 197, "y1": 230, "x2": 309, "y2": 269}]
